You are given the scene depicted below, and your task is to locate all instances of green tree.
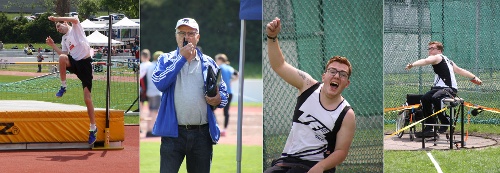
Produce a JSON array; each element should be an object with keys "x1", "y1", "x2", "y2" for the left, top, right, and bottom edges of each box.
[
  {"x1": 76, "y1": 0, "x2": 102, "y2": 19},
  {"x1": 102, "y1": 0, "x2": 139, "y2": 18},
  {"x1": 140, "y1": 0, "x2": 261, "y2": 67},
  {"x1": 55, "y1": 0, "x2": 70, "y2": 17},
  {"x1": 0, "y1": 12, "x2": 61, "y2": 44},
  {"x1": 25, "y1": 13, "x2": 63, "y2": 43},
  {"x1": 0, "y1": 13, "x2": 21, "y2": 43}
]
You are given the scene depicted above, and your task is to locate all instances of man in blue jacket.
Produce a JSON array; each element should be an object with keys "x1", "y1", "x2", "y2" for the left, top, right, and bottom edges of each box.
[{"x1": 151, "y1": 17, "x2": 228, "y2": 173}]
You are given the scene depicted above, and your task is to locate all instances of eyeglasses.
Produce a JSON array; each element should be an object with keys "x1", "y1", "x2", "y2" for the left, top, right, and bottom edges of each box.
[
  {"x1": 176, "y1": 31, "x2": 198, "y2": 37},
  {"x1": 325, "y1": 68, "x2": 349, "y2": 79},
  {"x1": 427, "y1": 47, "x2": 437, "y2": 50}
]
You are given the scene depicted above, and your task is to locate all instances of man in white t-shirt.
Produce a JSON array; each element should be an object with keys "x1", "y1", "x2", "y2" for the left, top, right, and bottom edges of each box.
[{"x1": 45, "y1": 16, "x2": 97, "y2": 145}]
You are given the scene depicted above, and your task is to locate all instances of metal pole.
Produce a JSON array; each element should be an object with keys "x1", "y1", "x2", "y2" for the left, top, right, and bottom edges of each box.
[
  {"x1": 475, "y1": 0, "x2": 481, "y2": 94},
  {"x1": 236, "y1": 19, "x2": 246, "y2": 173},
  {"x1": 417, "y1": 1, "x2": 423, "y2": 94},
  {"x1": 105, "y1": 15, "x2": 112, "y2": 148},
  {"x1": 461, "y1": 102, "x2": 464, "y2": 147}
]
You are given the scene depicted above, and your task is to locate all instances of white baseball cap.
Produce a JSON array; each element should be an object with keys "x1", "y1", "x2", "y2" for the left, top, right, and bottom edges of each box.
[{"x1": 175, "y1": 18, "x2": 199, "y2": 33}]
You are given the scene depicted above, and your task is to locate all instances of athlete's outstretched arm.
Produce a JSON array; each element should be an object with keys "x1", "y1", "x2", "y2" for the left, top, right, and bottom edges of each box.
[
  {"x1": 266, "y1": 17, "x2": 317, "y2": 93},
  {"x1": 48, "y1": 16, "x2": 79, "y2": 25},
  {"x1": 406, "y1": 55, "x2": 441, "y2": 70},
  {"x1": 452, "y1": 63, "x2": 482, "y2": 85}
]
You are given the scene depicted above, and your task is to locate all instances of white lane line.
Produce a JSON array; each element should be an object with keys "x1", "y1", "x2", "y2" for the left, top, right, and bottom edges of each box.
[{"x1": 427, "y1": 152, "x2": 443, "y2": 173}]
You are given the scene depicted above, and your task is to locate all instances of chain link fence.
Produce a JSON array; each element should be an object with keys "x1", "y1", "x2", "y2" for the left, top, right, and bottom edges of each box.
[
  {"x1": 0, "y1": 61, "x2": 139, "y2": 112},
  {"x1": 263, "y1": 0, "x2": 383, "y2": 172},
  {"x1": 384, "y1": 0, "x2": 500, "y2": 129}
]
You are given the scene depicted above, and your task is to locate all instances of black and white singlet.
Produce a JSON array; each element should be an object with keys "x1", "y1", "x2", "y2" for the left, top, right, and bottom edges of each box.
[
  {"x1": 281, "y1": 82, "x2": 351, "y2": 161},
  {"x1": 432, "y1": 54, "x2": 457, "y2": 90}
]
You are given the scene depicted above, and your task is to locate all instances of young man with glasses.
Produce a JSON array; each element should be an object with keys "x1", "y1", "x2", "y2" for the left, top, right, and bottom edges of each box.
[
  {"x1": 405, "y1": 41, "x2": 482, "y2": 136},
  {"x1": 151, "y1": 17, "x2": 228, "y2": 173},
  {"x1": 264, "y1": 17, "x2": 356, "y2": 173}
]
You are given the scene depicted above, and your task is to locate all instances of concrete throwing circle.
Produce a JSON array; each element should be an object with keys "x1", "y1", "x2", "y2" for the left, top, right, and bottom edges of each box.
[{"x1": 384, "y1": 134, "x2": 497, "y2": 150}]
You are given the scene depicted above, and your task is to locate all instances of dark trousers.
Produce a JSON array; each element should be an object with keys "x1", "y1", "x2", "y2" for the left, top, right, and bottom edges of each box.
[
  {"x1": 223, "y1": 94, "x2": 233, "y2": 128},
  {"x1": 421, "y1": 87, "x2": 457, "y2": 127},
  {"x1": 37, "y1": 59, "x2": 42, "y2": 72},
  {"x1": 160, "y1": 125, "x2": 213, "y2": 173},
  {"x1": 264, "y1": 157, "x2": 335, "y2": 173}
]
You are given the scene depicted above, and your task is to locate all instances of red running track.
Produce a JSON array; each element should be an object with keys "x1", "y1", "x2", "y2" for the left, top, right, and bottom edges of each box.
[{"x1": 0, "y1": 125, "x2": 139, "y2": 173}]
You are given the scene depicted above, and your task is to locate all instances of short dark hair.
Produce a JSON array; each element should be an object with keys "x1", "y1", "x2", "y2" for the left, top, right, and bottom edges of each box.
[{"x1": 324, "y1": 56, "x2": 352, "y2": 77}]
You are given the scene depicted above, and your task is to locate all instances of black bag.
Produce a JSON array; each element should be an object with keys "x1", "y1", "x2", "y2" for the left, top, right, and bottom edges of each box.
[
  {"x1": 406, "y1": 94, "x2": 423, "y2": 105},
  {"x1": 206, "y1": 65, "x2": 221, "y2": 109}
]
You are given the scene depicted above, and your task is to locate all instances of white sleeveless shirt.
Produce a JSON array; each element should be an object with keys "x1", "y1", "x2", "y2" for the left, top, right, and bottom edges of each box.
[{"x1": 281, "y1": 82, "x2": 351, "y2": 161}]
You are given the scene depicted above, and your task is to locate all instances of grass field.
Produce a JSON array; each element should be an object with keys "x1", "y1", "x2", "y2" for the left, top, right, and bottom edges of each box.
[
  {"x1": 1, "y1": 77, "x2": 137, "y2": 109},
  {"x1": 3, "y1": 43, "x2": 58, "y2": 50},
  {"x1": 124, "y1": 115, "x2": 139, "y2": 125},
  {"x1": 385, "y1": 147, "x2": 500, "y2": 172},
  {"x1": 140, "y1": 142, "x2": 263, "y2": 173},
  {"x1": 0, "y1": 75, "x2": 31, "y2": 83},
  {"x1": 384, "y1": 111, "x2": 500, "y2": 172}
]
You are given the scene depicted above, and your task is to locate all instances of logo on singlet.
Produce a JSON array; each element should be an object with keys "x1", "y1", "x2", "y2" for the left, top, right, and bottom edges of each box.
[{"x1": 298, "y1": 111, "x2": 331, "y2": 142}]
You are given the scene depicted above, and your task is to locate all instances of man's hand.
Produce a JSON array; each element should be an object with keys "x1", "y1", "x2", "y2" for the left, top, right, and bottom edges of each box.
[
  {"x1": 180, "y1": 42, "x2": 195, "y2": 61},
  {"x1": 45, "y1": 36, "x2": 55, "y2": 47},
  {"x1": 471, "y1": 77, "x2": 482, "y2": 85},
  {"x1": 266, "y1": 17, "x2": 281, "y2": 38},
  {"x1": 48, "y1": 16, "x2": 56, "y2": 22},
  {"x1": 405, "y1": 63, "x2": 413, "y2": 70},
  {"x1": 205, "y1": 89, "x2": 221, "y2": 107}
]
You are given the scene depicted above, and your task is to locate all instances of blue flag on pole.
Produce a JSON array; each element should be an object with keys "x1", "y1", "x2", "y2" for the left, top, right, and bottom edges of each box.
[{"x1": 239, "y1": 0, "x2": 262, "y2": 20}]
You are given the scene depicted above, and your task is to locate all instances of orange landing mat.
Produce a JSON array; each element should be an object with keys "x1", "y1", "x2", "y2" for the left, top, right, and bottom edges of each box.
[{"x1": 0, "y1": 110, "x2": 124, "y2": 143}]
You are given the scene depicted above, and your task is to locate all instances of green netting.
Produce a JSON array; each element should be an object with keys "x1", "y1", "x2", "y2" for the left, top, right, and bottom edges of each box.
[
  {"x1": 263, "y1": 0, "x2": 383, "y2": 172},
  {"x1": 384, "y1": 0, "x2": 500, "y2": 129},
  {"x1": 0, "y1": 62, "x2": 139, "y2": 112}
]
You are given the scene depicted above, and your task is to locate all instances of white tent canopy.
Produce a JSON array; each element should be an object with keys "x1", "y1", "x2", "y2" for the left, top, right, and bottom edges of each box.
[
  {"x1": 112, "y1": 17, "x2": 140, "y2": 29},
  {"x1": 86, "y1": 30, "x2": 124, "y2": 46},
  {"x1": 81, "y1": 19, "x2": 107, "y2": 31}
]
